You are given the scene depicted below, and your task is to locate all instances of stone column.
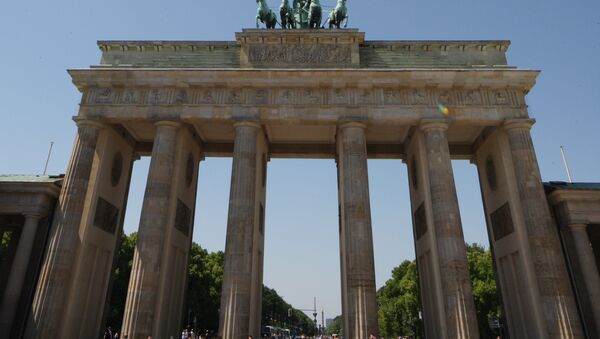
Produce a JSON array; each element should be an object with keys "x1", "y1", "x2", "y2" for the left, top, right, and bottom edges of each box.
[
  {"x1": 121, "y1": 121, "x2": 181, "y2": 339},
  {"x1": 420, "y1": 120, "x2": 479, "y2": 338},
  {"x1": 27, "y1": 119, "x2": 103, "y2": 338},
  {"x1": 0, "y1": 213, "x2": 41, "y2": 333},
  {"x1": 336, "y1": 122, "x2": 378, "y2": 338},
  {"x1": 219, "y1": 122, "x2": 264, "y2": 339},
  {"x1": 504, "y1": 119, "x2": 583, "y2": 337},
  {"x1": 569, "y1": 223, "x2": 600, "y2": 333}
]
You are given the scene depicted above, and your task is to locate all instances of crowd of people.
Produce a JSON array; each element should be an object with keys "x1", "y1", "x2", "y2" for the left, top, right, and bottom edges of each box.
[{"x1": 103, "y1": 326, "x2": 418, "y2": 339}]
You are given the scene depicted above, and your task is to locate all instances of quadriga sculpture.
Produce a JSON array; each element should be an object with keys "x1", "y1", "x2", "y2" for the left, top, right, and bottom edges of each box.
[
  {"x1": 256, "y1": 0, "x2": 278, "y2": 29},
  {"x1": 308, "y1": 0, "x2": 322, "y2": 29},
  {"x1": 328, "y1": 0, "x2": 348, "y2": 28},
  {"x1": 280, "y1": 0, "x2": 295, "y2": 29}
]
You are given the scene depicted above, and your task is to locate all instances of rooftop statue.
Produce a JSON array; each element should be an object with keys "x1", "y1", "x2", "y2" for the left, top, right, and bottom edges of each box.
[
  {"x1": 308, "y1": 0, "x2": 322, "y2": 29},
  {"x1": 280, "y1": 0, "x2": 297, "y2": 29},
  {"x1": 327, "y1": 0, "x2": 348, "y2": 28},
  {"x1": 256, "y1": 0, "x2": 278, "y2": 29},
  {"x1": 257, "y1": 0, "x2": 347, "y2": 29}
]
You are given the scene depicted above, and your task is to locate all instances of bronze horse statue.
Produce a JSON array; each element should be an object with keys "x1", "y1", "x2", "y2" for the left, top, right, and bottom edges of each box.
[
  {"x1": 256, "y1": 0, "x2": 278, "y2": 29},
  {"x1": 308, "y1": 0, "x2": 322, "y2": 29},
  {"x1": 280, "y1": 0, "x2": 294, "y2": 29},
  {"x1": 328, "y1": 0, "x2": 348, "y2": 28}
]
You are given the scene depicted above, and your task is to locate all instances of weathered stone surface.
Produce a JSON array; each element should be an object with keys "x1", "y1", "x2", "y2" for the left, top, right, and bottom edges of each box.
[
  {"x1": 26, "y1": 120, "x2": 102, "y2": 338},
  {"x1": 219, "y1": 122, "x2": 268, "y2": 339},
  {"x1": 121, "y1": 121, "x2": 181, "y2": 339},
  {"x1": 419, "y1": 120, "x2": 479, "y2": 339},
  {"x1": 504, "y1": 119, "x2": 584, "y2": 338},
  {"x1": 337, "y1": 122, "x2": 378, "y2": 338}
]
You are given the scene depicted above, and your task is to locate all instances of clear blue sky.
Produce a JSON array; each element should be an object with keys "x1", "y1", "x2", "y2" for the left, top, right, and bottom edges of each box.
[{"x1": 1, "y1": 0, "x2": 599, "y2": 325}]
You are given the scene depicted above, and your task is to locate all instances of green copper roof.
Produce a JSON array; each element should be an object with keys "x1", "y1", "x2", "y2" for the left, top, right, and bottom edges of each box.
[
  {"x1": 544, "y1": 182, "x2": 600, "y2": 192},
  {"x1": 0, "y1": 175, "x2": 64, "y2": 185}
]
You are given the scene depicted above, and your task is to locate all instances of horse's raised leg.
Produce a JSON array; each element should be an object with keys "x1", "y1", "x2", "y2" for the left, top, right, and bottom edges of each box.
[
  {"x1": 344, "y1": 15, "x2": 348, "y2": 28},
  {"x1": 256, "y1": 15, "x2": 261, "y2": 28}
]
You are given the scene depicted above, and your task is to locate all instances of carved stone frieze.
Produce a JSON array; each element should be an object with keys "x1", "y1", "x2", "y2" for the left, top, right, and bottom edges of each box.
[
  {"x1": 83, "y1": 86, "x2": 526, "y2": 108},
  {"x1": 247, "y1": 44, "x2": 352, "y2": 67}
]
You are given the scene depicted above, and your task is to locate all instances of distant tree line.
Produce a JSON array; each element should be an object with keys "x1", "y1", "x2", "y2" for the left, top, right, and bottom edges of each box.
[{"x1": 105, "y1": 233, "x2": 315, "y2": 335}]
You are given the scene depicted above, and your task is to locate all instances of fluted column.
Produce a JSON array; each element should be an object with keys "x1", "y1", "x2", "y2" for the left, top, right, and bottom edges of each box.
[
  {"x1": 219, "y1": 122, "x2": 263, "y2": 339},
  {"x1": 27, "y1": 119, "x2": 103, "y2": 338},
  {"x1": 121, "y1": 121, "x2": 181, "y2": 339},
  {"x1": 504, "y1": 119, "x2": 583, "y2": 337},
  {"x1": 569, "y1": 223, "x2": 600, "y2": 333},
  {"x1": 420, "y1": 120, "x2": 479, "y2": 338},
  {"x1": 337, "y1": 122, "x2": 378, "y2": 338},
  {"x1": 0, "y1": 213, "x2": 41, "y2": 333}
]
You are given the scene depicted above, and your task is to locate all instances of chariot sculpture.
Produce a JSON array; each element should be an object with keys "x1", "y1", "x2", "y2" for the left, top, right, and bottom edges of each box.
[{"x1": 256, "y1": 0, "x2": 348, "y2": 29}]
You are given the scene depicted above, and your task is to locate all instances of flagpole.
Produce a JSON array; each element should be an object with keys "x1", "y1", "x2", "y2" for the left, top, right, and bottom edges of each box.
[
  {"x1": 43, "y1": 141, "x2": 54, "y2": 175},
  {"x1": 560, "y1": 145, "x2": 573, "y2": 183}
]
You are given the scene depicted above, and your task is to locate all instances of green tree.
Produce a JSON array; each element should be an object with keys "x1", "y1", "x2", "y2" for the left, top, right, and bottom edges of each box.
[
  {"x1": 376, "y1": 243, "x2": 501, "y2": 339},
  {"x1": 185, "y1": 243, "x2": 225, "y2": 332},
  {"x1": 106, "y1": 233, "x2": 313, "y2": 336},
  {"x1": 466, "y1": 243, "x2": 501, "y2": 338},
  {"x1": 326, "y1": 315, "x2": 343, "y2": 335},
  {"x1": 377, "y1": 260, "x2": 422, "y2": 338},
  {"x1": 262, "y1": 285, "x2": 316, "y2": 335},
  {"x1": 106, "y1": 232, "x2": 136, "y2": 331}
]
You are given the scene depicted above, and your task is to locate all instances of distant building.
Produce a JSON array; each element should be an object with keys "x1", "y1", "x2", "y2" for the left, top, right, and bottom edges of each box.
[{"x1": 326, "y1": 318, "x2": 334, "y2": 328}]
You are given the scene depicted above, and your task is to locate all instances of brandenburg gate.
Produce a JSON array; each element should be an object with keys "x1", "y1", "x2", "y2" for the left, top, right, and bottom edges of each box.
[{"x1": 22, "y1": 28, "x2": 588, "y2": 338}]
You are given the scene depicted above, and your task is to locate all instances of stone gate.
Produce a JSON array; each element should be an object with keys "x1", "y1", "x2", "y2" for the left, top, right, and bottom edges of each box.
[{"x1": 18, "y1": 29, "x2": 593, "y2": 338}]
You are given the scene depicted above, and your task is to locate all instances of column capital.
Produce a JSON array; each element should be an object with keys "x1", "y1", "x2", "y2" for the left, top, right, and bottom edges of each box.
[
  {"x1": 338, "y1": 121, "x2": 367, "y2": 130},
  {"x1": 233, "y1": 121, "x2": 262, "y2": 130},
  {"x1": 503, "y1": 118, "x2": 536, "y2": 131},
  {"x1": 569, "y1": 223, "x2": 588, "y2": 230},
  {"x1": 73, "y1": 117, "x2": 105, "y2": 129},
  {"x1": 154, "y1": 120, "x2": 182, "y2": 129},
  {"x1": 419, "y1": 119, "x2": 449, "y2": 131},
  {"x1": 23, "y1": 212, "x2": 43, "y2": 220}
]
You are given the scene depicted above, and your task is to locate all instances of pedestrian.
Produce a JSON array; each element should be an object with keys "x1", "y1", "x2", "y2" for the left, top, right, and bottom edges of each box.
[{"x1": 104, "y1": 326, "x2": 114, "y2": 339}]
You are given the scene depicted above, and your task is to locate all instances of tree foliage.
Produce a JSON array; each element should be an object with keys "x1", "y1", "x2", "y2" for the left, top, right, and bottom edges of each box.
[
  {"x1": 375, "y1": 243, "x2": 501, "y2": 338},
  {"x1": 106, "y1": 233, "x2": 313, "y2": 335},
  {"x1": 262, "y1": 285, "x2": 316, "y2": 335},
  {"x1": 326, "y1": 315, "x2": 343, "y2": 335},
  {"x1": 185, "y1": 242, "x2": 225, "y2": 332},
  {"x1": 466, "y1": 243, "x2": 501, "y2": 338},
  {"x1": 106, "y1": 232, "x2": 136, "y2": 331},
  {"x1": 377, "y1": 260, "x2": 423, "y2": 338}
]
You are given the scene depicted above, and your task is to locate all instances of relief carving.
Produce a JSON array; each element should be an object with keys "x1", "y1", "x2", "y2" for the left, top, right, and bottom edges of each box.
[
  {"x1": 332, "y1": 88, "x2": 347, "y2": 104},
  {"x1": 174, "y1": 89, "x2": 188, "y2": 104},
  {"x1": 228, "y1": 90, "x2": 242, "y2": 104},
  {"x1": 148, "y1": 89, "x2": 167, "y2": 104},
  {"x1": 94, "y1": 88, "x2": 113, "y2": 104},
  {"x1": 437, "y1": 90, "x2": 452, "y2": 105},
  {"x1": 200, "y1": 89, "x2": 214, "y2": 104},
  {"x1": 358, "y1": 90, "x2": 372, "y2": 104},
  {"x1": 414, "y1": 203, "x2": 427, "y2": 240},
  {"x1": 384, "y1": 89, "x2": 401, "y2": 104},
  {"x1": 490, "y1": 202, "x2": 515, "y2": 241},
  {"x1": 279, "y1": 89, "x2": 293, "y2": 104},
  {"x1": 493, "y1": 90, "x2": 509, "y2": 105},
  {"x1": 93, "y1": 197, "x2": 119, "y2": 234},
  {"x1": 248, "y1": 44, "x2": 352, "y2": 66},
  {"x1": 121, "y1": 90, "x2": 140, "y2": 104},
  {"x1": 412, "y1": 89, "x2": 429, "y2": 105},
  {"x1": 303, "y1": 89, "x2": 320, "y2": 104},
  {"x1": 254, "y1": 89, "x2": 267, "y2": 104},
  {"x1": 464, "y1": 89, "x2": 482, "y2": 105},
  {"x1": 174, "y1": 199, "x2": 192, "y2": 236},
  {"x1": 86, "y1": 86, "x2": 525, "y2": 108}
]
